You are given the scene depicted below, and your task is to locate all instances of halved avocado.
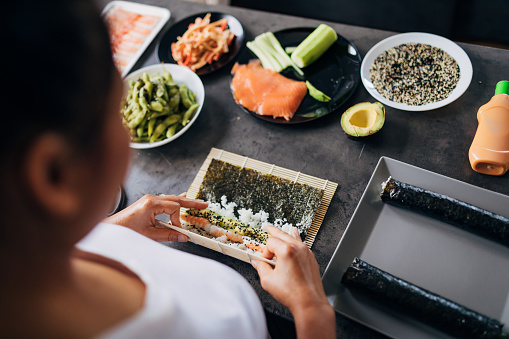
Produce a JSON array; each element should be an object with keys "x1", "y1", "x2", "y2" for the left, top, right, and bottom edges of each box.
[{"x1": 341, "y1": 102, "x2": 385, "y2": 137}]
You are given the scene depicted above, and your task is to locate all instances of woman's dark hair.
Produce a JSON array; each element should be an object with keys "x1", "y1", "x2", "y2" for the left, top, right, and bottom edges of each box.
[{"x1": 0, "y1": 0, "x2": 116, "y2": 159}]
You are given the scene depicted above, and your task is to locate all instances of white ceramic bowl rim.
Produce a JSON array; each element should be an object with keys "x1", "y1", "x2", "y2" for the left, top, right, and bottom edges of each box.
[
  {"x1": 124, "y1": 64, "x2": 205, "y2": 149},
  {"x1": 361, "y1": 32, "x2": 473, "y2": 111}
]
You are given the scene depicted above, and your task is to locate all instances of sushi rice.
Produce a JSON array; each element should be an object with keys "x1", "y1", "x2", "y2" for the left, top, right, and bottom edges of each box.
[
  {"x1": 208, "y1": 195, "x2": 297, "y2": 234},
  {"x1": 180, "y1": 195, "x2": 296, "y2": 257}
]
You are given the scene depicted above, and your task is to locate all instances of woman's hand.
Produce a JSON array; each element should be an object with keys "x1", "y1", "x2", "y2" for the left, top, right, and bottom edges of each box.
[
  {"x1": 251, "y1": 226, "x2": 335, "y2": 338},
  {"x1": 103, "y1": 194, "x2": 208, "y2": 242}
]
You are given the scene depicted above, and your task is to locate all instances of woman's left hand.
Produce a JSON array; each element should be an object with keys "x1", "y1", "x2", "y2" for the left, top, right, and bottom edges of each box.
[{"x1": 103, "y1": 194, "x2": 208, "y2": 242}]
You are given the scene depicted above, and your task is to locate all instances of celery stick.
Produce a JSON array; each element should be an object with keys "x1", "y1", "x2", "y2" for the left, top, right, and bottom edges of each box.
[
  {"x1": 254, "y1": 35, "x2": 289, "y2": 70},
  {"x1": 285, "y1": 46, "x2": 297, "y2": 54},
  {"x1": 246, "y1": 41, "x2": 283, "y2": 72},
  {"x1": 291, "y1": 24, "x2": 337, "y2": 68},
  {"x1": 262, "y1": 32, "x2": 304, "y2": 76}
]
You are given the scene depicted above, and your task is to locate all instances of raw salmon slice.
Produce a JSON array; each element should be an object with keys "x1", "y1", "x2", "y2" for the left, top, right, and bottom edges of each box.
[{"x1": 231, "y1": 60, "x2": 307, "y2": 121}]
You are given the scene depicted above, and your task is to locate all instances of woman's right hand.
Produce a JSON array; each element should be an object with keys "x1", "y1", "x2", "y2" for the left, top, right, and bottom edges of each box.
[
  {"x1": 251, "y1": 226, "x2": 335, "y2": 338},
  {"x1": 104, "y1": 194, "x2": 208, "y2": 242}
]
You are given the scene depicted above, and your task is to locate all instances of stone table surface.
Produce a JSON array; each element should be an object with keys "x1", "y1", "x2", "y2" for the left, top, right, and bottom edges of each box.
[{"x1": 98, "y1": 0, "x2": 509, "y2": 337}]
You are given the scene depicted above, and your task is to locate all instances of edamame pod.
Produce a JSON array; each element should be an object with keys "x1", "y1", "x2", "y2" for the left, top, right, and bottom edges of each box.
[
  {"x1": 132, "y1": 136, "x2": 150, "y2": 143},
  {"x1": 136, "y1": 118, "x2": 148, "y2": 137},
  {"x1": 139, "y1": 95, "x2": 149, "y2": 111},
  {"x1": 179, "y1": 85, "x2": 193, "y2": 109},
  {"x1": 166, "y1": 123, "x2": 179, "y2": 138},
  {"x1": 148, "y1": 118, "x2": 157, "y2": 137},
  {"x1": 167, "y1": 92, "x2": 180, "y2": 110},
  {"x1": 163, "y1": 68, "x2": 173, "y2": 83},
  {"x1": 150, "y1": 114, "x2": 181, "y2": 143},
  {"x1": 127, "y1": 108, "x2": 147, "y2": 129},
  {"x1": 150, "y1": 101, "x2": 163, "y2": 112},
  {"x1": 121, "y1": 70, "x2": 200, "y2": 144},
  {"x1": 167, "y1": 84, "x2": 179, "y2": 97},
  {"x1": 144, "y1": 80, "x2": 153, "y2": 97},
  {"x1": 182, "y1": 103, "x2": 199, "y2": 126}
]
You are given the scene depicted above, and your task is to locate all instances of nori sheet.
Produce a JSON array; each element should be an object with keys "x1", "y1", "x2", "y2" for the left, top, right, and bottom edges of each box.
[
  {"x1": 196, "y1": 159, "x2": 324, "y2": 236},
  {"x1": 342, "y1": 258, "x2": 504, "y2": 339},
  {"x1": 380, "y1": 177, "x2": 509, "y2": 248}
]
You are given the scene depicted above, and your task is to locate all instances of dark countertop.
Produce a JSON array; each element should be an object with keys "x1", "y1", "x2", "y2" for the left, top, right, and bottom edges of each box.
[{"x1": 99, "y1": 0, "x2": 509, "y2": 337}]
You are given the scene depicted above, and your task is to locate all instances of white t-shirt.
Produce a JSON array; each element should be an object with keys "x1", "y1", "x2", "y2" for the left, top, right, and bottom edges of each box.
[{"x1": 77, "y1": 223, "x2": 268, "y2": 339}]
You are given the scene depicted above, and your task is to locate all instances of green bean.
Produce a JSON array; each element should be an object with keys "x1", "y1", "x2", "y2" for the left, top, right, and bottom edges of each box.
[
  {"x1": 150, "y1": 114, "x2": 181, "y2": 143},
  {"x1": 182, "y1": 103, "x2": 200, "y2": 126}
]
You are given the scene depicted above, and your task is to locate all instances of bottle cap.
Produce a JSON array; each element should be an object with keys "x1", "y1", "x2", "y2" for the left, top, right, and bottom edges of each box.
[{"x1": 495, "y1": 80, "x2": 509, "y2": 95}]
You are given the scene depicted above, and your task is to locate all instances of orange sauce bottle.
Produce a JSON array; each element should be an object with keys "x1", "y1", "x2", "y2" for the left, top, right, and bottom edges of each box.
[{"x1": 469, "y1": 80, "x2": 509, "y2": 176}]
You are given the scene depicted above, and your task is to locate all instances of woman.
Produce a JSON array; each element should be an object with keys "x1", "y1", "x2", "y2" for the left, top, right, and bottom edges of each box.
[{"x1": 0, "y1": 0, "x2": 335, "y2": 338}]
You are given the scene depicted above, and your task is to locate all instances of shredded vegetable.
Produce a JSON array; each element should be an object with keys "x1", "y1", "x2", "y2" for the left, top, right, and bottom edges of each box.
[{"x1": 171, "y1": 13, "x2": 235, "y2": 72}]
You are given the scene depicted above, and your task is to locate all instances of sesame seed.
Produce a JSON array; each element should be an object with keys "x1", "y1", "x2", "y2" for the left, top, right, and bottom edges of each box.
[{"x1": 369, "y1": 43, "x2": 460, "y2": 106}]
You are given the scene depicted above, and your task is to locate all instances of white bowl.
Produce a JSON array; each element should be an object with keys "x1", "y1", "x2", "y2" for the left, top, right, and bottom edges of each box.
[
  {"x1": 361, "y1": 32, "x2": 473, "y2": 111},
  {"x1": 124, "y1": 64, "x2": 205, "y2": 149}
]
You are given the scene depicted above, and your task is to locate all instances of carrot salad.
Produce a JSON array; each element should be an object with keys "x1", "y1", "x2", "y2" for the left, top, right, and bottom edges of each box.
[{"x1": 171, "y1": 13, "x2": 235, "y2": 72}]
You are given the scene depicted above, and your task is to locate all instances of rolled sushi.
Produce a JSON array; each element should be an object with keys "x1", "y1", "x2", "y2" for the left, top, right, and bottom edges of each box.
[
  {"x1": 341, "y1": 258, "x2": 505, "y2": 338},
  {"x1": 380, "y1": 177, "x2": 509, "y2": 247}
]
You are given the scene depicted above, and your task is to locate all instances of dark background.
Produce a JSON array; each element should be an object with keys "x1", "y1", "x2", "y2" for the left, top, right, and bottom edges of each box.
[{"x1": 231, "y1": 0, "x2": 509, "y2": 49}]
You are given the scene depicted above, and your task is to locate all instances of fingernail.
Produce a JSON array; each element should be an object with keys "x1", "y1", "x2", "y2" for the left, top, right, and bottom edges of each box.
[{"x1": 178, "y1": 235, "x2": 187, "y2": 242}]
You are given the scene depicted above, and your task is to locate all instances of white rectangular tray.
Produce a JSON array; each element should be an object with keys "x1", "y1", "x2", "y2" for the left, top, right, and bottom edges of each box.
[
  {"x1": 102, "y1": 1, "x2": 170, "y2": 77},
  {"x1": 322, "y1": 156, "x2": 509, "y2": 338}
]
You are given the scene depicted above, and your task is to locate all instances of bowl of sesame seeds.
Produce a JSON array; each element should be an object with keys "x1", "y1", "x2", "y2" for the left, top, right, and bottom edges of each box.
[{"x1": 361, "y1": 32, "x2": 473, "y2": 111}]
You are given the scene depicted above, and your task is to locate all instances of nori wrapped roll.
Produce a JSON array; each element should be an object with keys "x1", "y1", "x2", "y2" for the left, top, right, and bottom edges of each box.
[
  {"x1": 380, "y1": 177, "x2": 509, "y2": 247},
  {"x1": 341, "y1": 258, "x2": 505, "y2": 338}
]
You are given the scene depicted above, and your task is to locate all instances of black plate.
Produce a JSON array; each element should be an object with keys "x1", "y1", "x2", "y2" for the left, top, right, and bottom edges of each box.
[
  {"x1": 157, "y1": 12, "x2": 244, "y2": 76},
  {"x1": 233, "y1": 27, "x2": 361, "y2": 124}
]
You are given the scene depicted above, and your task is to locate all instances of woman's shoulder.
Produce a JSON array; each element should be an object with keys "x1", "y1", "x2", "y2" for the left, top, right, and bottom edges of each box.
[
  {"x1": 79, "y1": 223, "x2": 268, "y2": 339},
  {"x1": 77, "y1": 222, "x2": 242, "y2": 275}
]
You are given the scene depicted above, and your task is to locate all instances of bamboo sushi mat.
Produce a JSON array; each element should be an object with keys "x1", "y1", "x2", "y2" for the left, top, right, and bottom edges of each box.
[{"x1": 186, "y1": 148, "x2": 338, "y2": 248}]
